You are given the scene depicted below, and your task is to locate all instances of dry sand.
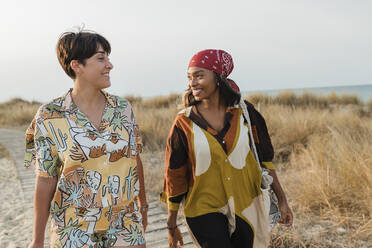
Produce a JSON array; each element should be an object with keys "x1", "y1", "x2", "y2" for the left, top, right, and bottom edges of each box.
[{"x1": 0, "y1": 158, "x2": 33, "y2": 248}]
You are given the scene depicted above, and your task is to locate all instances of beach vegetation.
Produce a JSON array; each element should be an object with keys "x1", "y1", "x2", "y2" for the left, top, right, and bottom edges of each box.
[
  {"x1": 0, "y1": 98, "x2": 40, "y2": 129},
  {"x1": 368, "y1": 97, "x2": 372, "y2": 113},
  {"x1": 0, "y1": 143, "x2": 10, "y2": 159},
  {"x1": 246, "y1": 91, "x2": 363, "y2": 109}
]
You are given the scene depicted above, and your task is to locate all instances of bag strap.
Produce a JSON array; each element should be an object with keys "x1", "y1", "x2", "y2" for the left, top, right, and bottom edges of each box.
[{"x1": 239, "y1": 99, "x2": 264, "y2": 173}]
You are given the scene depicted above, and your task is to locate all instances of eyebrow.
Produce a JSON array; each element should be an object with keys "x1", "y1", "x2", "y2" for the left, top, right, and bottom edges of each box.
[{"x1": 188, "y1": 70, "x2": 204, "y2": 75}]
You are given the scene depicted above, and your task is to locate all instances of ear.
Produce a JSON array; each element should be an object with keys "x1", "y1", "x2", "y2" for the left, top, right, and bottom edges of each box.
[{"x1": 70, "y1": 60, "x2": 82, "y2": 75}]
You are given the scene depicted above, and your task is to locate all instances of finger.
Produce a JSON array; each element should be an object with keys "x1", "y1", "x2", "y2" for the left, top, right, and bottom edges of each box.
[
  {"x1": 179, "y1": 235, "x2": 184, "y2": 246},
  {"x1": 287, "y1": 212, "x2": 294, "y2": 226},
  {"x1": 283, "y1": 214, "x2": 292, "y2": 227},
  {"x1": 169, "y1": 238, "x2": 175, "y2": 248},
  {"x1": 168, "y1": 233, "x2": 174, "y2": 248},
  {"x1": 279, "y1": 211, "x2": 289, "y2": 224}
]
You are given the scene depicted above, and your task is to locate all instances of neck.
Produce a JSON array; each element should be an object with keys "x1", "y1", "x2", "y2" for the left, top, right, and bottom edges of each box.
[
  {"x1": 199, "y1": 90, "x2": 225, "y2": 111},
  {"x1": 71, "y1": 80, "x2": 104, "y2": 109}
]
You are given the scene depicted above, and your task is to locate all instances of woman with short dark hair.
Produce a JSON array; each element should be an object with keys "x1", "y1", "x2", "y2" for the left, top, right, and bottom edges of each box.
[
  {"x1": 25, "y1": 29, "x2": 148, "y2": 248},
  {"x1": 161, "y1": 49, "x2": 293, "y2": 247}
]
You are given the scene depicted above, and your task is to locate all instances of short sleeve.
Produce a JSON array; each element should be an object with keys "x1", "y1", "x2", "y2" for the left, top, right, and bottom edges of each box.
[
  {"x1": 131, "y1": 108, "x2": 143, "y2": 155},
  {"x1": 24, "y1": 108, "x2": 62, "y2": 178},
  {"x1": 120, "y1": 99, "x2": 143, "y2": 156}
]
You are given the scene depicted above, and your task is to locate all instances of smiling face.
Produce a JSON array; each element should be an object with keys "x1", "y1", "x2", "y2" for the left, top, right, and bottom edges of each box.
[
  {"x1": 187, "y1": 66, "x2": 219, "y2": 102},
  {"x1": 74, "y1": 44, "x2": 114, "y2": 90}
]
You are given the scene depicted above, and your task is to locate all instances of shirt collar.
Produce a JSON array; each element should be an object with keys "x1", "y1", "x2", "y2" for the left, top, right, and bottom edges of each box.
[
  {"x1": 189, "y1": 105, "x2": 236, "y2": 135},
  {"x1": 60, "y1": 88, "x2": 116, "y2": 112}
]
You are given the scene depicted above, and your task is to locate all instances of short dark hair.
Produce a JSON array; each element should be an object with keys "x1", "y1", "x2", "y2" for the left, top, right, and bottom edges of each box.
[
  {"x1": 56, "y1": 30, "x2": 111, "y2": 79},
  {"x1": 182, "y1": 72, "x2": 241, "y2": 107}
]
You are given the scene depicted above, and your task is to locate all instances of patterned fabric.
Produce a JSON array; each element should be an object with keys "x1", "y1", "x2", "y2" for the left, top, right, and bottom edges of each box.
[
  {"x1": 160, "y1": 101, "x2": 274, "y2": 247},
  {"x1": 25, "y1": 89, "x2": 145, "y2": 248},
  {"x1": 188, "y1": 49, "x2": 240, "y2": 93},
  {"x1": 188, "y1": 49, "x2": 234, "y2": 77}
]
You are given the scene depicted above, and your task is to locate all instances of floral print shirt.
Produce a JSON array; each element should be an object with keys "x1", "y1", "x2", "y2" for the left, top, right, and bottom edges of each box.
[{"x1": 25, "y1": 89, "x2": 145, "y2": 248}]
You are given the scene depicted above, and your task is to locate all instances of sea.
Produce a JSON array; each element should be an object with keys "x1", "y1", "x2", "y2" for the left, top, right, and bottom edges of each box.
[{"x1": 244, "y1": 84, "x2": 372, "y2": 103}]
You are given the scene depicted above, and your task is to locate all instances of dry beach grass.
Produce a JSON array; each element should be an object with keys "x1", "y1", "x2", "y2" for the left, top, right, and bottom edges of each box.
[
  {"x1": 0, "y1": 143, "x2": 10, "y2": 159},
  {"x1": 0, "y1": 92, "x2": 371, "y2": 247},
  {"x1": 261, "y1": 105, "x2": 372, "y2": 247},
  {"x1": 0, "y1": 98, "x2": 41, "y2": 130}
]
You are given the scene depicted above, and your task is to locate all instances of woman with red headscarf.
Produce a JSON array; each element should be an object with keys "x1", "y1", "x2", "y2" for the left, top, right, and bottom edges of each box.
[{"x1": 161, "y1": 49, "x2": 293, "y2": 247}]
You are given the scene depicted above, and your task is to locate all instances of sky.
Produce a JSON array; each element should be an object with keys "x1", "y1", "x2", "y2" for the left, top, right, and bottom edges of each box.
[{"x1": 0, "y1": 0, "x2": 371, "y2": 102}]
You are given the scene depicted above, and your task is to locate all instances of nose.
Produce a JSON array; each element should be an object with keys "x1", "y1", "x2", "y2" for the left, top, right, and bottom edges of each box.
[
  {"x1": 106, "y1": 60, "x2": 114, "y2": 70},
  {"x1": 189, "y1": 76, "x2": 198, "y2": 87}
]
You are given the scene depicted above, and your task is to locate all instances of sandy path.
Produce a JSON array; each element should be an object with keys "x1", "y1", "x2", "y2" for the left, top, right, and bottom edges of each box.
[{"x1": 0, "y1": 158, "x2": 33, "y2": 248}]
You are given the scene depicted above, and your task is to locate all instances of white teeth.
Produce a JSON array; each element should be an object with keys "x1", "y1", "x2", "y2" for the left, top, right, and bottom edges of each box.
[{"x1": 193, "y1": 89, "x2": 202, "y2": 95}]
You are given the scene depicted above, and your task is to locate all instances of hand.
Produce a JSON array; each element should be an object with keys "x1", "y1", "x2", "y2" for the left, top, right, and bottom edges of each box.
[
  {"x1": 141, "y1": 208, "x2": 148, "y2": 232},
  {"x1": 168, "y1": 227, "x2": 183, "y2": 248},
  {"x1": 278, "y1": 200, "x2": 293, "y2": 227},
  {"x1": 139, "y1": 203, "x2": 149, "y2": 232},
  {"x1": 28, "y1": 240, "x2": 44, "y2": 248}
]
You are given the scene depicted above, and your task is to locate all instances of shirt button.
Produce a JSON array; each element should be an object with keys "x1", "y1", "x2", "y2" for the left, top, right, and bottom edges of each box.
[
  {"x1": 227, "y1": 177, "x2": 230, "y2": 181},
  {"x1": 222, "y1": 140, "x2": 225, "y2": 144},
  {"x1": 225, "y1": 159, "x2": 228, "y2": 162}
]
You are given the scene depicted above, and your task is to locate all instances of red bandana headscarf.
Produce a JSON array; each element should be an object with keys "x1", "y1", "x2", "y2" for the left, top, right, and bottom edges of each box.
[{"x1": 188, "y1": 49, "x2": 240, "y2": 93}]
